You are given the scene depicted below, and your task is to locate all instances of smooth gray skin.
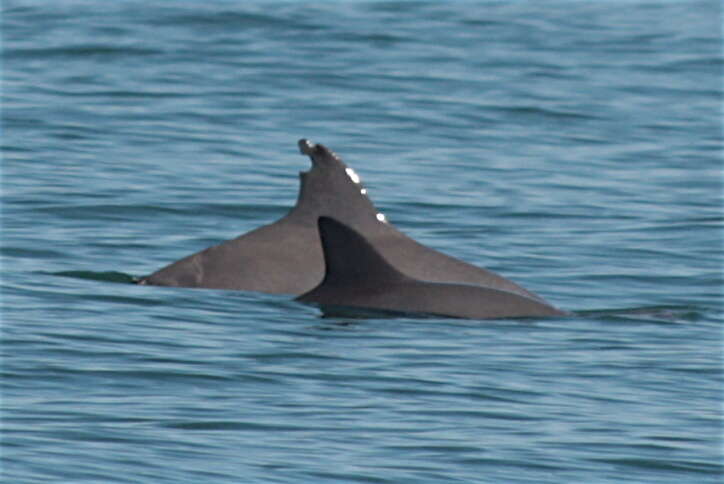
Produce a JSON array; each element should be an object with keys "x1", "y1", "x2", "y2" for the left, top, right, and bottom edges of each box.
[
  {"x1": 139, "y1": 139, "x2": 546, "y2": 302},
  {"x1": 298, "y1": 217, "x2": 566, "y2": 319}
]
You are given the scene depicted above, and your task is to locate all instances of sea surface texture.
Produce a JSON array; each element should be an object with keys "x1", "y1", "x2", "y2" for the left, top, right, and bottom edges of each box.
[{"x1": 2, "y1": 1, "x2": 722, "y2": 483}]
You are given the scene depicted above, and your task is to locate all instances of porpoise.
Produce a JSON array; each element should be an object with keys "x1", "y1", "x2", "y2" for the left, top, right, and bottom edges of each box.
[
  {"x1": 139, "y1": 139, "x2": 547, "y2": 305},
  {"x1": 298, "y1": 217, "x2": 565, "y2": 319}
]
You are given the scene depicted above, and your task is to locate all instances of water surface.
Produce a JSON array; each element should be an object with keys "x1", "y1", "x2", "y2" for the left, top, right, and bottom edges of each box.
[{"x1": 2, "y1": 1, "x2": 722, "y2": 482}]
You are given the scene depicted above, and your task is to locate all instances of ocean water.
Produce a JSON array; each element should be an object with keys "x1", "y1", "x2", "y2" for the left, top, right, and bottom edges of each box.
[{"x1": 2, "y1": 0, "x2": 722, "y2": 482}]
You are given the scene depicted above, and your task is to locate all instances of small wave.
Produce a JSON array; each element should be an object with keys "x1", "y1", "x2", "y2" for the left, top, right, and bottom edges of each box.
[
  {"x1": 587, "y1": 456, "x2": 723, "y2": 475},
  {"x1": 494, "y1": 105, "x2": 600, "y2": 121},
  {"x1": 33, "y1": 204, "x2": 187, "y2": 221},
  {"x1": 150, "y1": 10, "x2": 317, "y2": 33},
  {"x1": 577, "y1": 305, "x2": 706, "y2": 324}
]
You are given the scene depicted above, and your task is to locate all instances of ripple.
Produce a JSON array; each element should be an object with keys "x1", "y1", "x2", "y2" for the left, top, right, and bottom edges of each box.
[{"x1": 6, "y1": 45, "x2": 161, "y2": 60}]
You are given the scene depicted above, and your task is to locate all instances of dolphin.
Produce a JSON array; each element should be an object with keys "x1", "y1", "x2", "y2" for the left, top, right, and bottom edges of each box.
[
  {"x1": 139, "y1": 139, "x2": 546, "y2": 303},
  {"x1": 297, "y1": 217, "x2": 565, "y2": 319}
]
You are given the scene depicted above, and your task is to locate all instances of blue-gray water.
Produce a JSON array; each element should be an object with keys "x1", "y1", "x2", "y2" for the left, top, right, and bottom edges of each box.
[{"x1": 2, "y1": 1, "x2": 722, "y2": 482}]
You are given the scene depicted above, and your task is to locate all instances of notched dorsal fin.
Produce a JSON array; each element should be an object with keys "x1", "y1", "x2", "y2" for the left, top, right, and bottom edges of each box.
[{"x1": 317, "y1": 216, "x2": 408, "y2": 287}]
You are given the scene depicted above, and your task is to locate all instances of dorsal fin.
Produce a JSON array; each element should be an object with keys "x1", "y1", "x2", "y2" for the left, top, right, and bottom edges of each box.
[
  {"x1": 290, "y1": 140, "x2": 385, "y2": 227},
  {"x1": 316, "y1": 216, "x2": 409, "y2": 287}
]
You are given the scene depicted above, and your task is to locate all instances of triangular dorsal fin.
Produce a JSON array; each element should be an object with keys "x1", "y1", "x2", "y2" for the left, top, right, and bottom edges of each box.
[
  {"x1": 316, "y1": 216, "x2": 409, "y2": 287},
  {"x1": 291, "y1": 140, "x2": 386, "y2": 227}
]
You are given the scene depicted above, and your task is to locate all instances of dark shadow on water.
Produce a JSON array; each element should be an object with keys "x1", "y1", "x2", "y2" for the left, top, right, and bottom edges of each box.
[
  {"x1": 307, "y1": 303, "x2": 557, "y2": 325},
  {"x1": 51, "y1": 270, "x2": 139, "y2": 284},
  {"x1": 311, "y1": 304, "x2": 712, "y2": 326}
]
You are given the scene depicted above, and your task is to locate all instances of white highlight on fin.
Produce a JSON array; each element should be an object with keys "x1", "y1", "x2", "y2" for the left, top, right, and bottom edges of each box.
[{"x1": 345, "y1": 168, "x2": 361, "y2": 184}]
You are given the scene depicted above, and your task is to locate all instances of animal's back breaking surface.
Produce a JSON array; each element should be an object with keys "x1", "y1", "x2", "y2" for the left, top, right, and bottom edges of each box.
[
  {"x1": 139, "y1": 140, "x2": 548, "y2": 304},
  {"x1": 297, "y1": 217, "x2": 565, "y2": 319}
]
